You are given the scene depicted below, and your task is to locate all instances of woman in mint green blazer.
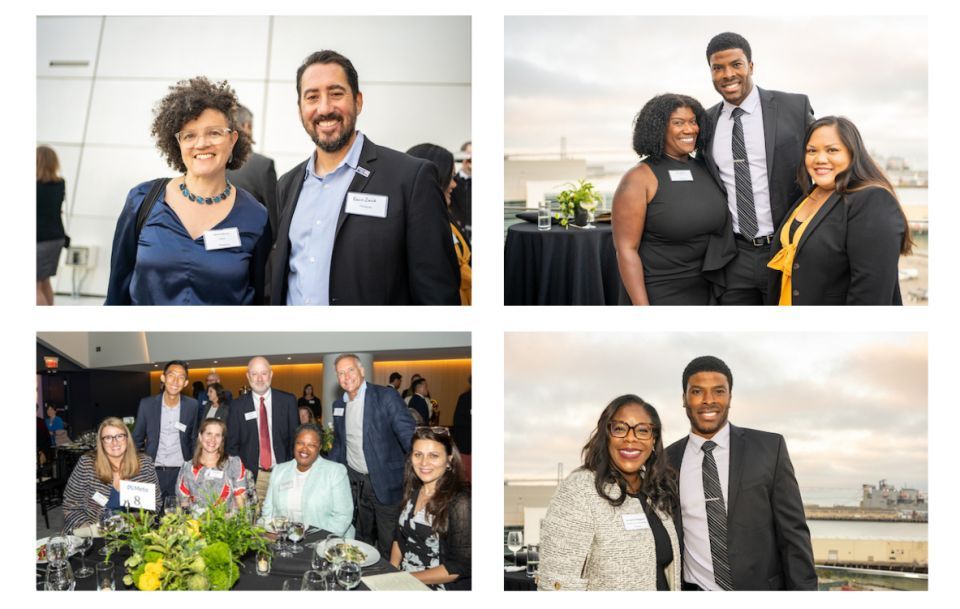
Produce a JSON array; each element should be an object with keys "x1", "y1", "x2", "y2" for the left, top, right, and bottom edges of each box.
[{"x1": 261, "y1": 423, "x2": 354, "y2": 536}]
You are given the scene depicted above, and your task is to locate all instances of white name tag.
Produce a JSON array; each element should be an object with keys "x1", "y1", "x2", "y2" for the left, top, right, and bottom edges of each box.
[
  {"x1": 245, "y1": 410, "x2": 258, "y2": 421},
  {"x1": 669, "y1": 169, "x2": 694, "y2": 182},
  {"x1": 622, "y1": 512, "x2": 650, "y2": 531},
  {"x1": 205, "y1": 469, "x2": 224, "y2": 480},
  {"x1": 279, "y1": 481, "x2": 294, "y2": 491},
  {"x1": 356, "y1": 166, "x2": 371, "y2": 178},
  {"x1": 120, "y1": 480, "x2": 157, "y2": 511},
  {"x1": 203, "y1": 227, "x2": 242, "y2": 250},
  {"x1": 334, "y1": 407, "x2": 345, "y2": 417},
  {"x1": 92, "y1": 491, "x2": 109, "y2": 507},
  {"x1": 175, "y1": 421, "x2": 187, "y2": 432},
  {"x1": 345, "y1": 192, "x2": 388, "y2": 218}
]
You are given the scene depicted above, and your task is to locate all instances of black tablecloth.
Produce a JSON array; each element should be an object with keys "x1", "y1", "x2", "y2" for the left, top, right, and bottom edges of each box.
[
  {"x1": 504, "y1": 222, "x2": 623, "y2": 305},
  {"x1": 39, "y1": 531, "x2": 395, "y2": 591},
  {"x1": 504, "y1": 569, "x2": 537, "y2": 591}
]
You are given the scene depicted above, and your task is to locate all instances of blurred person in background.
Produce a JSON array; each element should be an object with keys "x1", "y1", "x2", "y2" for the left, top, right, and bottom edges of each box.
[
  {"x1": 406, "y1": 143, "x2": 472, "y2": 305},
  {"x1": 298, "y1": 383, "x2": 321, "y2": 418},
  {"x1": 227, "y1": 104, "x2": 280, "y2": 239},
  {"x1": 106, "y1": 77, "x2": 270, "y2": 305},
  {"x1": 449, "y1": 141, "x2": 471, "y2": 239},
  {"x1": 37, "y1": 145, "x2": 67, "y2": 306}
]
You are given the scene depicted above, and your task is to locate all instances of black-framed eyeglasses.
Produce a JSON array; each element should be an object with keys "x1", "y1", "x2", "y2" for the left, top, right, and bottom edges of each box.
[
  {"x1": 416, "y1": 426, "x2": 450, "y2": 436},
  {"x1": 607, "y1": 421, "x2": 656, "y2": 440},
  {"x1": 101, "y1": 433, "x2": 128, "y2": 444}
]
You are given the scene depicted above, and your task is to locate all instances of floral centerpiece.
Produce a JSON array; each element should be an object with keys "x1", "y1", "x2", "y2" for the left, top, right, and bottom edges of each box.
[
  {"x1": 106, "y1": 500, "x2": 270, "y2": 590},
  {"x1": 554, "y1": 179, "x2": 604, "y2": 228}
]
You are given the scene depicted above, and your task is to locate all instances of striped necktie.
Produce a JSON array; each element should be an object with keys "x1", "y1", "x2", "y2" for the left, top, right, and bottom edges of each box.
[
  {"x1": 731, "y1": 107, "x2": 759, "y2": 239},
  {"x1": 702, "y1": 440, "x2": 733, "y2": 590}
]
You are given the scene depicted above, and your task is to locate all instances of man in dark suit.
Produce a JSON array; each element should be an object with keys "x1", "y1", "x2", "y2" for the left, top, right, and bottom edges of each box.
[
  {"x1": 227, "y1": 105, "x2": 280, "y2": 239},
  {"x1": 132, "y1": 360, "x2": 200, "y2": 501},
  {"x1": 451, "y1": 376, "x2": 471, "y2": 482},
  {"x1": 702, "y1": 32, "x2": 815, "y2": 305},
  {"x1": 449, "y1": 141, "x2": 471, "y2": 239},
  {"x1": 408, "y1": 378, "x2": 431, "y2": 424},
  {"x1": 329, "y1": 353, "x2": 416, "y2": 555},
  {"x1": 226, "y1": 356, "x2": 299, "y2": 502},
  {"x1": 268, "y1": 49, "x2": 459, "y2": 306},
  {"x1": 665, "y1": 356, "x2": 816, "y2": 590}
]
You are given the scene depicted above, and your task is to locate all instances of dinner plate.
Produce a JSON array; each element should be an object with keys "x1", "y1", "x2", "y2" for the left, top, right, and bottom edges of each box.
[
  {"x1": 36, "y1": 536, "x2": 82, "y2": 565},
  {"x1": 324, "y1": 539, "x2": 380, "y2": 567}
]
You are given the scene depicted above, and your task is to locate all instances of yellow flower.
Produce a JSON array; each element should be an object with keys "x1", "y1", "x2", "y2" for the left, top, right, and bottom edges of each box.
[
  {"x1": 186, "y1": 519, "x2": 201, "y2": 537},
  {"x1": 138, "y1": 572, "x2": 161, "y2": 591},
  {"x1": 144, "y1": 560, "x2": 165, "y2": 576}
]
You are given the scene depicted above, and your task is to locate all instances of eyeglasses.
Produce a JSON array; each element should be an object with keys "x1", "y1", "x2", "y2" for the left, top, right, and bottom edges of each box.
[
  {"x1": 416, "y1": 426, "x2": 450, "y2": 436},
  {"x1": 101, "y1": 433, "x2": 128, "y2": 444},
  {"x1": 607, "y1": 421, "x2": 656, "y2": 440},
  {"x1": 174, "y1": 127, "x2": 233, "y2": 146}
]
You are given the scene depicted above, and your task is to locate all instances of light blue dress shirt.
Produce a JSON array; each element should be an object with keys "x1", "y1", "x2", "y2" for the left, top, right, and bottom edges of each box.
[{"x1": 287, "y1": 132, "x2": 366, "y2": 305}]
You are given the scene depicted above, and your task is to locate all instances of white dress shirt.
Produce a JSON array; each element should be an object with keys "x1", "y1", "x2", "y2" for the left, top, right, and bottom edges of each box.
[
  {"x1": 344, "y1": 381, "x2": 369, "y2": 474},
  {"x1": 712, "y1": 86, "x2": 774, "y2": 237},
  {"x1": 253, "y1": 389, "x2": 278, "y2": 468},
  {"x1": 679, "y1": 422, "x2": 731, "y2": 590}
]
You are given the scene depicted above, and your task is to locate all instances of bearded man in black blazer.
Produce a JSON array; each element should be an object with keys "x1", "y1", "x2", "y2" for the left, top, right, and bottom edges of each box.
[
  {"x1": 665, "y1": 356, "x2": 816, "y2": 590},
  {"x1": 702, "y1": 32, "x2": 815, "y2": 305},
  {"x1": 226, "y1": 356, "x2": 299, "y2": 502},
  {"x1": 268, "y1": 49, "x2": 460, "y2": 306}
]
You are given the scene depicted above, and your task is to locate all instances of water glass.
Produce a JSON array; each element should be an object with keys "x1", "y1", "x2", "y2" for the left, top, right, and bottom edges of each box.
[
  {"x1": 323, "y1": 535, "x2": 345, "y2": 567},
  {"x1": 301, "y1": 569, "x2": 329, "y2": 591},
  {"x1": 44, "y1": 561, "x2": 75, "y2": 591},
  {"x1": 538, "y1": 198, "x2": 552, "y2": 231},
  {"x1": 287, "y1": 521, "x2": 305, "y2": 554},
  {"x1": 281, "y1": 578, "x2": 301, "y2": 591},
  {"x1": 96, "y1": 560, "x2": 115, "y2": 590},
  {"x1": 526, "y1": 544, "x2": 540, "y2": 578},
  {"x1": 336, "y1": 560, "x2": 362, "y2": 590},
  {"x1": 255, "y1": 552, "x2": 271, "y2": 577},
  {"x1": 46, "y1": 536, "x2": 69, "y2": 564}
]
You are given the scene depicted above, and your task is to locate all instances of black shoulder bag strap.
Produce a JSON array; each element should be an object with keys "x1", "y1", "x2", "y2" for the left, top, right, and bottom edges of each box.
[{"x1": 135, "y1": 178, "x2": 171, "y2": 240}]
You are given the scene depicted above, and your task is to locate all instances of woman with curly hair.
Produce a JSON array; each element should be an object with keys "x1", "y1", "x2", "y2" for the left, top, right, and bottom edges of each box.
[
  {"x1": 767, "y1": 116, "x2": 912, "y2": 305},
  {"x1": 538, "y1": 395, "x2": 680, "y2": 591},
  {"x1": 390, "y1": 426, "x2": 471, "y2": 590},
  {"x1": 106, "y1": 76, "x2": 270, "y2": 305},
  {"x1": 612, "y1": 94, "x2": 734, "y2": 305}
]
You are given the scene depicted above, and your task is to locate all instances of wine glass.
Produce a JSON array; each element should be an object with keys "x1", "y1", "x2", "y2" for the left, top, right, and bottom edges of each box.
[
  {"x1": 72, "y1": 532, "x2": 94, "y2": 578},
  {"x1": 301, "y1": 570, "x2": 329, "y2": 591},
  {"x1": 44, "y1": 561, "x2": 75, "y2": 591},
  {"x1": 46, "y1": 536, "x2": 69, "y2": 564},
  {"x1": 99, "y1": 510, "x2": 122, "y2": 556},
  {"x1": 162, "y1": 496, "x2": 179, "y2": 516},
  {"x1": 287, "y1": 521, "x2": 305, "y2": 554},
  {"x1": 507, "y1": 531, "x2": 523, "y2": 566},
  {"x1": 271, "y1": 516, "x2": 291, "y2": 557},
  {"x1": 323, "y1": 534, "x2": 345, "y2": 568},
  {"x1": 581, "y1": 197, "x2": 599, "y2": 229},
  {"x1": 336, "y1": 560, "x2": 362, "y2": 590}
]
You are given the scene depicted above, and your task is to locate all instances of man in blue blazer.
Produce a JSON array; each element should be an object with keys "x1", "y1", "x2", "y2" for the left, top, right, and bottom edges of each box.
[
  {"x1": 701, "y1": 32, "x2": 815, "y2": 305},
  {"x1": 267, "y1": 49, "x2": 459, "y2": 306},
  {"x1": 330, "y1": 353, "x2": 416, "y2": 556},
  {"x1": 132, "y1": 360, "x2": 199, "y2": 501}
]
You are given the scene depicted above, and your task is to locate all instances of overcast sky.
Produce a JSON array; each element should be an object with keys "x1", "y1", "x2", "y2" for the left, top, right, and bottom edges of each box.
[
  {"x1": 504, "y1": 332, "x2": 928, "y2": 492},
  {"x1": 505, "y1": 16, "x2": 928, "y2": 169}
]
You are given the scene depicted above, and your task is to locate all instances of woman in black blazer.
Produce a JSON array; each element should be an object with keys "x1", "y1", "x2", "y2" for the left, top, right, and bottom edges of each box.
[{"x1": 767, "y1": 116, "x2": 912, "y2": 305}]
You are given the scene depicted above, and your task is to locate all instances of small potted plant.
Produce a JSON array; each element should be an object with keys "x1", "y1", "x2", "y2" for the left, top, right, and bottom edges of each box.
[{"x1": 554, "y1": 179, "x2": 604, "y2": 228}]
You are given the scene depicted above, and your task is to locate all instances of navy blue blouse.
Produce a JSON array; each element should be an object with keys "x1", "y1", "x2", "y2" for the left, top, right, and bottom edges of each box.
[{"x1": 106, "y1": 180, "x2": 270, "y2": 305}]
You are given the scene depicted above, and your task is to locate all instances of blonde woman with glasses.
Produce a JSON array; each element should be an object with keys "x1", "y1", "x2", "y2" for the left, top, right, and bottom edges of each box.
[{"x1": 62, "y1": 417, "x2": 161, "y2": 530}]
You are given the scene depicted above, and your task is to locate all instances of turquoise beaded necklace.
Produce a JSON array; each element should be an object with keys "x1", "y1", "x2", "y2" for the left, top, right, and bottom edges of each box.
[{"x1": 179, "y1": 177, "x2": 232, "y2": 204}]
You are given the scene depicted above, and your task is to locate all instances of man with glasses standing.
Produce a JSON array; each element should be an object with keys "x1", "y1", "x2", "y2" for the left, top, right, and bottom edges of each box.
[
  {"x1": 665, "y1": 356, "x2": 816, "y2": 590},
  {"x1": 329, "y1": 353, "x2": 416, "y2": 555},
  {"x1": 132, "y1": 360, "x2": 200, "y2": 503}
]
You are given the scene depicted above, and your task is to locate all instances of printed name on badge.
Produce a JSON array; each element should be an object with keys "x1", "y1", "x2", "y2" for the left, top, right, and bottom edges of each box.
[
  {"x1": 175, "y1": 421, "x2": 187, "y2": 432},
  {"x1": 622, "y1": 512, "x2": 650, "y2": 530},
  {"x1": 245, "y1": 410, "x2": 258, "y2": 421},
  {"x1": 334, "y1": 407, "x2": 345, "y2": 416},
  {"x1": 345, "y1": 192, "x2": 388, "y2": 218},
  {"x1": 92, "y1": 491, "x2": 109, "y2": 507},
  {"x1": 203, "y1": 227, "x2": 242, "y2": 250},
  {"x1": 668, "y1": 169, "x2": 694, "y2": 182}
]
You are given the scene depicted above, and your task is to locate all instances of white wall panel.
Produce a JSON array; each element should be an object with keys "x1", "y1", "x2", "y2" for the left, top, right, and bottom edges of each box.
[
  {"x1": 270, "y1": 16, "x2": 470, "y2": 84},
  {"x1": 96, "y1": 16, "x2": 270, "y2": 80},
  {"x1": 72, "y1": 147, "x2": 169, "y2": 218},
  {"x1": 36, "y1": 79, "x2": 93, "y2": 144},
  {"x1": 49, "y1": 215, "x2": 116, "y2": 298},
  {"x1": 84, "y1": 79, "x2": 171, "y2": 147},
  {"x1": 37, "y1": 17, "x2": 102, "y2": 78}
]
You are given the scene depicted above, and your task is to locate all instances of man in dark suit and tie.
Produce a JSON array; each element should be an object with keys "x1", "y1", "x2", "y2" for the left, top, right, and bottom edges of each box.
[
  {"x1": 268, "y1": 49, "x2": 460, "y2": 305},
  {"x1": 408, "y1": 378, "x2": 431, "y2": 424},
  {"x1": 226, "y1": 356, "x2": 299, "y2": 502},
  {"x1": 666, "y1": 356, "x2": 816, "y2": 590},
  {"x1": 702, "y1": 32, "x2": 815, "y2": 305},
  {"x1": 329, "y1": 353, "x2": 416, "y2": 556},
  {"x1": 132, "y1": 360, "x2": 200, "y2": 502},
  {"x1": 227, "y1": 105, "x2": 280, "y2": 239},
  {"x1": 449, "y1": 141, "x2": 471, "y2": 239}
]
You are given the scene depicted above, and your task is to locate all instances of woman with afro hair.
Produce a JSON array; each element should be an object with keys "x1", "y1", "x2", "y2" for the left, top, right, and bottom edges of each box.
[
  {"x1": 106, "y1": 77, "x2": 270, "y2": 305},
  {"x1": 612, "y1": 94, "x2": 734, "y2": 305}
]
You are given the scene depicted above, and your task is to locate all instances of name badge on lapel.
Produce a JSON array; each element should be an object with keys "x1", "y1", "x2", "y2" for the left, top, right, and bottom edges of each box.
[
  {"x1": 622, "y1": 512, "x2": 650, "y2": 530},
  {"x1": 203, "y1": 227, "x2": 242, "y2": 250},
  {"x1": 668, "y1": 170, "x2": 694, "y2": 182},
  {"x1": 175, "y1": 421, "x2": 187, "y2": 433},
  {"x1": 244, "y1": 410, "x2": 258, "y2": 421},
  {"x1": 92, "y1": 491, "x2": 109, "y2": 507},
  {"x1": 334, "y1": 407, "x2": 345, "y2": 417},
  {"x1": 345, "y1": 192, "x2": 388, "y2": 218},
  {"x1": 356, "y1": 166, "x2": 371, "y2": 178},
  {"x1": 205, "y1": 469, "x2": 224, "y2": 480}
]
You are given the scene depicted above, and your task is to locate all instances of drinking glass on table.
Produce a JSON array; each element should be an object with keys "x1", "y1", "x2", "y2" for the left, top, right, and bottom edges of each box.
[
  {"x1": 271, "y1": 516, "x2": 291, "y2": 557},
  {"x1": 70, "y1": 529, "x2": 94, "y2": 578},
  {"x1": 336, "y1": 560, "x2": 362, "y2": 590},
  {"x1": 287, "y1": 521, "x2": 305, "y2": 554},
  {"x1": 507, "y1": 530, "x2": 523, "y2": 566},
  {"x1": 581, "y1": 198, "x2": 599, "y2": 229},
  {"x1": 96, "y1": 560, "x2": 116, "y2": 591},
  {"x1": 46, "y1": 535, "x2": 69, "y2": 564},
  {"x1": 44, "y1": 560, "x2": 75, "y2": 591},
  {"x1": 323, "y1": 534, "x2": 345, "y2": 569},
  {"x1": 98, "y1": 510, "x2": 123, "y2": 556},
  {"x1": 162, "y1": 496, "x2": 178, "y2": 516},
  {"x1": 281, "y1": 578, "x2": 301, "y2": 591},
  {"x1": 301, "y1": 569, "x2": 330, "y2": 591}
]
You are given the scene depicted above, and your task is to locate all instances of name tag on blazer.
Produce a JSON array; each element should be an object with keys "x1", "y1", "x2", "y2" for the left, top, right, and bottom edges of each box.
[
  {"x1": 622, "y1": 512, "x2": 650, "y2": 530},
  {"x1": 245, "y1": 410, "x2": 258, "y2": 421},
  {"x1": 668, "y1": 169, "x2": 694, "y2": 182},
  {"x1": 175, "y1": 421, "x2": 187, "y2": 432},
  {"x1": 92, "y1": 491, "x2": 109, "y2": 507},
  {"x1": 345, "y1": 192, "x2": 388, "y2": 218},
  {"x1": 203, "y1": 227, "x2": 242, "y2": 250},
  {"x1": 334, "y1": 407, "x2": 345, "y2": 416}
]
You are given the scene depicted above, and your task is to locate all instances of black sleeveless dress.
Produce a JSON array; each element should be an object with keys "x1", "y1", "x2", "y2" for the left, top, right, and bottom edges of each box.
[{"x1": 636, "y1": 156, "x2": 730, "y2": 305}]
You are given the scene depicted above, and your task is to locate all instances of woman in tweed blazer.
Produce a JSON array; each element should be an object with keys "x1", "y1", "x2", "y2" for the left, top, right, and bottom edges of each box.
[
  {"x1": 539, "y1": 395, "x2": 681, "y2": 591},
  {"x1": 62, "y1": 417, "x2": 161, "y2": 530}
]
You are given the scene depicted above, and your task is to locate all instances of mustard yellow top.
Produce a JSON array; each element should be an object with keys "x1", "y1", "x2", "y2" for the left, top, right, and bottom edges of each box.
[{"x1": 767, "y1": 196, "x2": 822, "y2": 306}]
